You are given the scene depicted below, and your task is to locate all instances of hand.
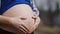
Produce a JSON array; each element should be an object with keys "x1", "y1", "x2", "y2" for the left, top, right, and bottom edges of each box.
[
  {"x1": 9, "y1": 17, "x2": 30, "y2": 34},
  {"x1": 9, "y1": 16, "x2": 36, "y2": 34},
  {"x1": 27, "y1": 16, "x2": 40, "y2": 33}
]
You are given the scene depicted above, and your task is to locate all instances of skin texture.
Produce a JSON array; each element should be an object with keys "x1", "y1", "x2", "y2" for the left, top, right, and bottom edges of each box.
[{"x1": 0, "y1": 4, "x2": 40, "y2": 34}]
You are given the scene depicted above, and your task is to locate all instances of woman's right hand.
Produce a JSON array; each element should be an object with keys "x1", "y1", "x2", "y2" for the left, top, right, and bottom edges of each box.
[{"x1": 9, "y1": 17, "x2": 30, "y2": 34}]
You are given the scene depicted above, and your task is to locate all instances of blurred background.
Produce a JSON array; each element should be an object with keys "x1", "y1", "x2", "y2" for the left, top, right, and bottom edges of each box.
[{"x1": 34, "y1": 0, "x2": 60, "y2": 34}]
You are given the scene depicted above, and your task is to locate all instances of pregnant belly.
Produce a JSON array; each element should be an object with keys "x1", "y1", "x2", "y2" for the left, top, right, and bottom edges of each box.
[{"x1": 2, "y1": 4, "x2": 35, "y2": 33}]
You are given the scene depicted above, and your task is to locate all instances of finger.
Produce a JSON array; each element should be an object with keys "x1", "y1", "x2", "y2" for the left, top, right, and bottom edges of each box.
[
  {"x1": 21, "y1": 24, "x2": 30, "y2": 32},
  {"x1": 16, "y1": 24, "x2": 29, "y2": 34},
  {"x1": 16, "y1": 25, "x2": 27, "y2": 34},
  {"x1": 32, "y1": 16, "x2": 37, "y2": 23},
  {"x1": 35, "y1": 17, "x2": 40, "y2": 24}
]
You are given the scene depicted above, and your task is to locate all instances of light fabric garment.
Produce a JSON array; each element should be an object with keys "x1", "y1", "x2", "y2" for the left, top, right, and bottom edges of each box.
[{"x1": 30, "y1": 0, "x2": 39, "y2": 16}]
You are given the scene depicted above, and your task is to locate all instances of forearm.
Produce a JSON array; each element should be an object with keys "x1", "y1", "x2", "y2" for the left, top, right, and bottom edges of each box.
[
  {"x1": 0, "y1": 15, "x2": 12, "y2": 25},
  {"x1": 0, "y1": 15, "x2": 18, "y2": 33}
]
